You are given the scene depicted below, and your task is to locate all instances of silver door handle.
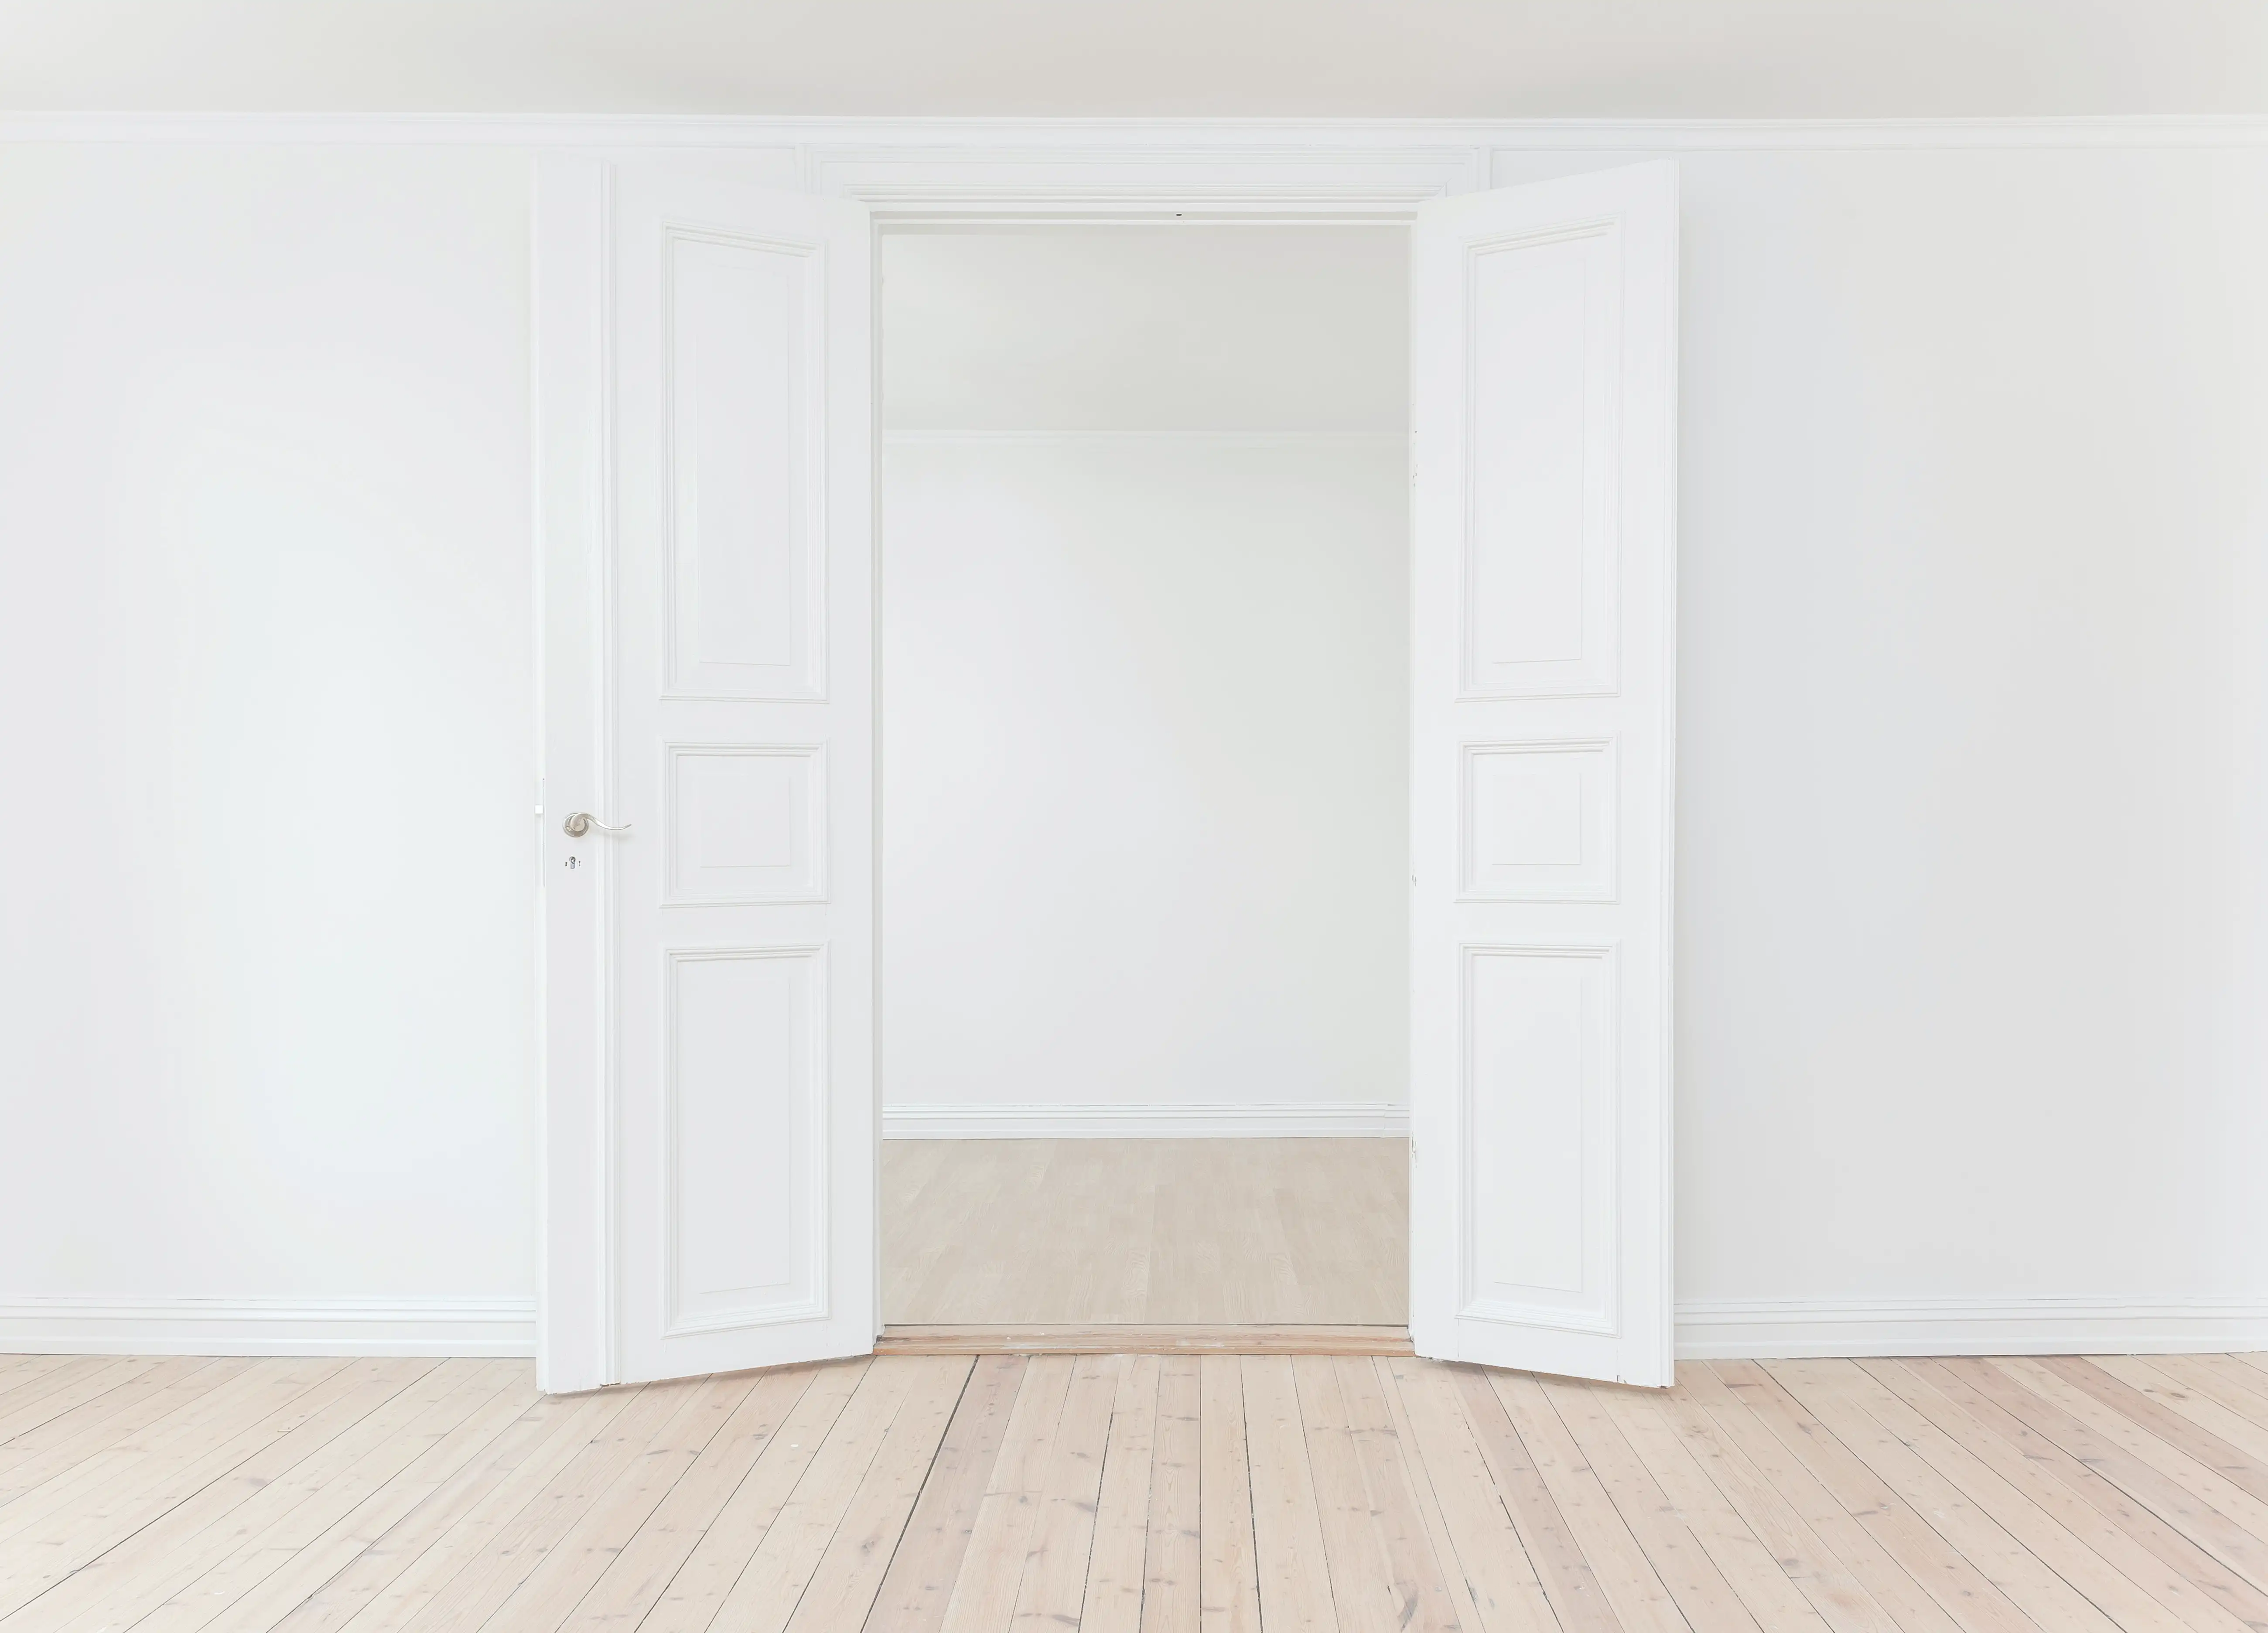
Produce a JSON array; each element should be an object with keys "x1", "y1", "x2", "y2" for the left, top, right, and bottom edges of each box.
[{"x1": 562, "y1": 812, "x2": 632, "y2": 838}]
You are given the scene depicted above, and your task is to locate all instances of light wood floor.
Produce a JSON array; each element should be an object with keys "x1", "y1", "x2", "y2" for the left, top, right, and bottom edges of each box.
[
  {"x1": 9, "y1": 1350, "x2": 2268, "y2": 1631},
  {"x1": 881, "y1": 1138, "x2": 1408, "y2": 1326}
]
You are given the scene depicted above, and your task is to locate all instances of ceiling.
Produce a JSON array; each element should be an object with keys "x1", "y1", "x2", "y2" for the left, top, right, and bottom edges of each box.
[
  {"x1": 2, "y1": 0, "x2": 2263, "y2": 118},
  {"x1": 881, "y1": 227, "x2": 1408, "y2": 434}
]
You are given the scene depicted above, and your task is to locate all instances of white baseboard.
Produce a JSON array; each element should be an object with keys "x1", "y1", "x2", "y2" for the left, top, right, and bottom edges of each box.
[
  {"x1": 11, "y1": 1292, "x2": 2257, "y2": 1365},
  {"x1": 0, "y1": 1297, "x2": 537, "y2": 1358},
  {"x1": 881, "y1": 1101, "x2": 1409, "y2": 1139},
  {"x1": 1674, "y1": 1297, "x2": 2268, "y2": 1359}
]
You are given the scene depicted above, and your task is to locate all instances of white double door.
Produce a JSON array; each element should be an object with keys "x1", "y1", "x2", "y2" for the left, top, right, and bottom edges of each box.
[{"x1": 539, "y1": 156, "x2": 1678, "y2": 1390}]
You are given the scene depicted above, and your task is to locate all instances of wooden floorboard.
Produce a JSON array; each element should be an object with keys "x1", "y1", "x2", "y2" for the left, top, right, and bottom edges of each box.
[
  {"x1": 1140, "y1": 1355, "x2": 1202, "y2": 1633},
  {"x1": 881, "y1": 1138, "x2": 1408, "y2": 1326},
  {"x1": 10, "y1": 1351, "x2": 2268, "y2": 1630}
]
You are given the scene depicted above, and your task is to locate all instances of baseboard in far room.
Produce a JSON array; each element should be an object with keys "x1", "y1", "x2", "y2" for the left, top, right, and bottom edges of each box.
[
  {"x1": 1674, "y1": 1296, "x2": 2268, "y2": 1360},
  {"x1": 0, "y1": 1296, "x2": 538, "y2": 1358},
  {"x1": 880, "y1": 1101, "x2": 1410, "y2": 1139},
  {"x1": 879, "y1": 1324, "x2": 1417, "y2": 1356}
]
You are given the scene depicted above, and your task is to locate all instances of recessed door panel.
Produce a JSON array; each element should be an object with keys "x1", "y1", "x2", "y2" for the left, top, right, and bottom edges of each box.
[
  {"x1": 665, "y1": 745, "x2": 826, "y2": 904},
  {"x1": 1461, "y1": 738, "x2": 1616, "y2": 901},
  {"x1": 1464, "y1": 945, "x2": 1615, "y2": 1328},
  {"x1": 1461, "y1": 227, "x2": 1619, "y2": 700},
  {"x1": 666, "y1": 946, "x2": 824, "y2": 1332},
  {"x1": 666, "y1": 230, "x2": 825, "y2": 700}
]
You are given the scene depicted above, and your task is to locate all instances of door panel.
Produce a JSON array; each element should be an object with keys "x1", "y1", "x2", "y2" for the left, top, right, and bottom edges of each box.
[
  {"x1": 540, "y1": 158, "x2": 875, "y2": 1387},
  {"x1": 1410, "y1": 161, "x2": 1677, "y2": 1386}
]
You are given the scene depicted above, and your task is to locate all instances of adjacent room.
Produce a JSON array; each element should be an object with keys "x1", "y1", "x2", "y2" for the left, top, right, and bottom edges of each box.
[{"x1": 877, "y1": 225, "x2": 1412, "y2": 1332}]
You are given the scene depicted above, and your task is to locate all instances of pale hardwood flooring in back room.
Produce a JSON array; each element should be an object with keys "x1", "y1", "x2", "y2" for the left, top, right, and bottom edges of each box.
[
  {"x1": 9, "y1": 1349, "x2": 2268, "y2": 1631},
  {"x1": 880, "y1": 1137, "x2": 1408, "y2": 1326}
]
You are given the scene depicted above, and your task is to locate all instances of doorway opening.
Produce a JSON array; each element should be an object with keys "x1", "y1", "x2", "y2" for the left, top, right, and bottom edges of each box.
[{"x1": 875, "y1": 224, "x2": 1415, "y2": 1342}]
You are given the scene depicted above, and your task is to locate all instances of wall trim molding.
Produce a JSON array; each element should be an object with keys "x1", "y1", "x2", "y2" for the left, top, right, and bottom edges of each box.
[
  {"x1": 3, "y1": 114, "x2": 2265, "y2": 152},
  {"x1": 8, "y1": 1292, "x2": 2261, "y2": 1362},
  {"x1": 0, "y1": 1296, "x2": 537, "y2": 1357},
  {"x1": 882, "y1": 1101, "x2": 1410, "y2": 1139},
  {"x1": 1674, "y1": 1296, "x2": 2268, "y2": 1360}
]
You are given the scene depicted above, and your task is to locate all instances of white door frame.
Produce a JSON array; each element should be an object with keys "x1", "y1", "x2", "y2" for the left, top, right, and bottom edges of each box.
[{"x1": 537, "y1": 140, "x2": 1670, "y2": 1390}]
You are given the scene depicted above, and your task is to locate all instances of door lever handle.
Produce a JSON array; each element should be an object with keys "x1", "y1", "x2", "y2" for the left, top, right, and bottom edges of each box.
[{"x1": 562, "y1": 812, "x2": 632, "y2": 838}]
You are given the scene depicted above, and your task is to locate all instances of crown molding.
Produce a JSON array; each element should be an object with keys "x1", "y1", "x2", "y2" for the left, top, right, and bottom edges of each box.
[{"x1": 3, "y1": 113, "x2": 2265, "y2": 151}]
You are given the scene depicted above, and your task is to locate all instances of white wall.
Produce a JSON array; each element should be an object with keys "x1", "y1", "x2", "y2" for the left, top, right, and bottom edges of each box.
[
  {"x1": 880, "y1": 438, "x2": 1411, "y2": 1133},
  {"x1": 882, "y1": 227, "x2": 1407, "y2": 436},
  {"x1": 2, "y1": 131, "x2": 2262, "y2": 1354},
  {"x1": 0, "y1": 145, "x2": 538, "y2": 1353},
  {"x1": 878, "y1": 228, "x2": 1411, "y2": 1134}
]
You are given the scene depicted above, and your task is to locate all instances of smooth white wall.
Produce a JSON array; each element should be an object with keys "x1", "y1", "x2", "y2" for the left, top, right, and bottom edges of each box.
[
  {"x1": 878, "y1": 228, "x2": 1411, "y2": 1130},
  {"x1": 2, "y1": 133, "x2": 2262, "y2": 1353},
  {"x1": 882, "y1": 227, "x2": 1408, "y2": 436},
  {"x1": 881, "y1": 437, "x2": 1411, "y2": 1125},
  {"x1": 0, "y1": 145, "x2": 538, "y2": 1351}
]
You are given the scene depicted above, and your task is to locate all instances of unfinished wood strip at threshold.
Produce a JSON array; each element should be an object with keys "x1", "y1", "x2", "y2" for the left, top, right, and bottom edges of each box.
[{"x1": 876, "y1": 1326, "x2": 1415, "y2": 1357}]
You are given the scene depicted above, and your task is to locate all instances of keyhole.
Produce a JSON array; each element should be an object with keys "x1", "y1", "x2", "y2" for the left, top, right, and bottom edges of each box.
[{"x1": 564, "y1": 854, "x2": 581, "y2": 871}]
